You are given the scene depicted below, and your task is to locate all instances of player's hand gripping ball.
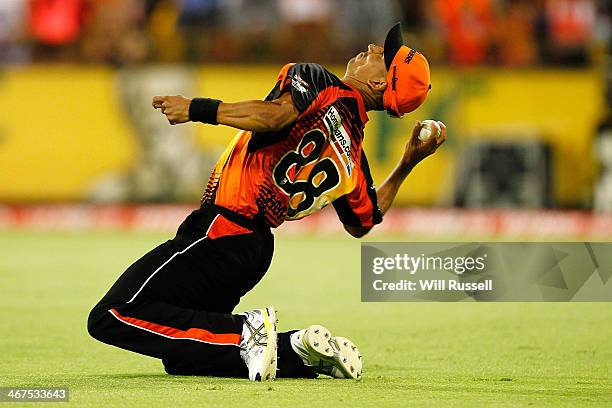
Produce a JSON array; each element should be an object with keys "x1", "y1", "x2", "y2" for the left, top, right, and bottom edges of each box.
[
  {"x1": 402, "y1": 120, "x2": 446, "y2": 169},
  {"x1": 418, "y1": 119, "x2": 442, "y2": 141}
]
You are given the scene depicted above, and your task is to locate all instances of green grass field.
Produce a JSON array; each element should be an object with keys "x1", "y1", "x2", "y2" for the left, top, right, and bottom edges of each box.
[{"x1": 1, "y1": 231, "x2": 611, "y2": 407}]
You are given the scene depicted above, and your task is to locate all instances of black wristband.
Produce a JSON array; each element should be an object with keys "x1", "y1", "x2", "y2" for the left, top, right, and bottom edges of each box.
[{"x1": 189, "y1": 98, "x2": 222, "y2": 125}]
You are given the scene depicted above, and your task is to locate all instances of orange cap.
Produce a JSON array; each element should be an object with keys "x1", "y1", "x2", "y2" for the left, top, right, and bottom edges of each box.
[{"x1": 383, "y1": 23, "x2": 431, "y2": 117}]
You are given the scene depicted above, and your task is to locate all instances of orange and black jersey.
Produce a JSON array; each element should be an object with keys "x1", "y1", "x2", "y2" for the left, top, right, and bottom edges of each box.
[{"x1": 201, "y1": 63, "x2": 383, "y2": 229}]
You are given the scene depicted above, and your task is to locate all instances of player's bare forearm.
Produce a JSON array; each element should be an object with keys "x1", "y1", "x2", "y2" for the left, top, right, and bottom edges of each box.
[
  {"x1": 342, "y1": 162, "x2": 411, "y2": 238},
  {"x1": 377, "y1": 121, "x2": 446, "y2": 214},
  {"x1": 378, "y1": 121, "x2": 446, "y2": 213},
  {"x1": 152, "y1": 92, "x2": 298, "y2": 132},
  {"x1": 377, "y1": 161, "x2": 413, "y2": 215},
  {"x1": 343, "y1": 121, "x2": 446, "y2": 238},
  {"x1": 217, "y1": 96, "x2": 298, "y2": 132}
]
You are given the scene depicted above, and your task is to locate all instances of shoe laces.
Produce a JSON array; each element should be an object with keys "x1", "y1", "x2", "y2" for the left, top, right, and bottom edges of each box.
[{"x1": 243, "y1": 312, "x2": 268, "y2": 349}]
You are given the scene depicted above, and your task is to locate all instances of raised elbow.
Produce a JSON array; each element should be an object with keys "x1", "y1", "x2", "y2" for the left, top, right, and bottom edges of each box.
[
  {"x1": 259, "y1": 100, "x2": 297, "y2": 131},
  {"x1": 266, "y1": 114, "x2": 288, "y2": 131},
  {"x1": 250, "y1": 112, "x2": 286, "y2": 132},
  {"x1": 344, "y1": 224, "x2": 372, "y2": 238},
  {"x1": 267, "y1": 108, "x2": 296, "y2": 131}
]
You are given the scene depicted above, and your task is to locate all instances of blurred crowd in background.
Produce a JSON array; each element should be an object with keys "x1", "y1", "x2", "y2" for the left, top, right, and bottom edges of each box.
[
  {"x1": 1, "y1": 0, "x2": 611, "y2": 67},
  {"x1": 2, "y1": 0, "x2": 612, "y2": 214}
]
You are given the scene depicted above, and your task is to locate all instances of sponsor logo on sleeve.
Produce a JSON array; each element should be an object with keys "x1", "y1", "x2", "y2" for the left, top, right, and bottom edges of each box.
[{"x1": 291, "y1": 74, "x2": 310, "y2": 94}]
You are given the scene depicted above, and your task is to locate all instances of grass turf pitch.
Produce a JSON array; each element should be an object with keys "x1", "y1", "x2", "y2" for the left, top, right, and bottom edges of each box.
[{"x1": 0, "y1": 231, "x2": 610, "y2": 407}]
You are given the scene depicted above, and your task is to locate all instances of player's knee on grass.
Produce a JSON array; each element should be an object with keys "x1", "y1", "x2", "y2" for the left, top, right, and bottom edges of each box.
[{"x1": 86, "y1": 305, "x2": 113, "y2": 343}]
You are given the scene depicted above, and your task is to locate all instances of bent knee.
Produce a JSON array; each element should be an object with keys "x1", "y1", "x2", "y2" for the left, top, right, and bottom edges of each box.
[{"x1": 87, "y1": 306, "x2": 113, "y2": 342}]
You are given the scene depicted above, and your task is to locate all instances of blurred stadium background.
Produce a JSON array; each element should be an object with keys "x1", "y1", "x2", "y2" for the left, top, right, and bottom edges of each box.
[
  {"x1": 2, "y1": 2, "x2": 612, "y2": 405},
  {"x1": 1, "y1": 0, "x2": 612, "y2": 238}
]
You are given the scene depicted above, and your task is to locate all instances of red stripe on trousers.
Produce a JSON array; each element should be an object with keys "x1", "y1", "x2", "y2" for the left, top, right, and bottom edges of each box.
[{"x1": 110, "y1": 308, "x2": 241, "y2": 345}]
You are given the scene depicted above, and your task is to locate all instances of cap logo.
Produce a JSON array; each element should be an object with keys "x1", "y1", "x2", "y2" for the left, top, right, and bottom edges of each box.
[{"x1": 404, "y1": 49, "x2": 416, "y2": 65}]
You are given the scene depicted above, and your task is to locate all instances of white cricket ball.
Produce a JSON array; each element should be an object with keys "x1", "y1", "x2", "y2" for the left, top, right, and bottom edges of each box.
[{"x1": 419, "y1": 120, "x2": 442, "y2": 141}]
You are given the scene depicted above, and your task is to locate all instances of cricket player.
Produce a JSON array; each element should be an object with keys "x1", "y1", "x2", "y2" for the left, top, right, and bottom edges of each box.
[{"x1": 87, "y1": 23, "x2": 446, "y2": 381}]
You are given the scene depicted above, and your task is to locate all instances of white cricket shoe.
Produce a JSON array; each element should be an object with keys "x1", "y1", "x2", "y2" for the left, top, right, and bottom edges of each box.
[
  {"x1": 290, "y1": 324, "x2": 362, "y2": 379},
  {"x1": 240, "y1": 306, "x2": 278, "y2": 381}
]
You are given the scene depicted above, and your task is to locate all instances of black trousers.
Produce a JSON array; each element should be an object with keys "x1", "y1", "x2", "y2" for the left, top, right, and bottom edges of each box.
[{"x1": 87, "y1": 207, "x2": 315, "y2": 378}]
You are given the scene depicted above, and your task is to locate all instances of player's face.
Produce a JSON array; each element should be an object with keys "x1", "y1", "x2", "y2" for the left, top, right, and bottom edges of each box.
[{"x1": 345, "y1": 44, "x2": 387, "y2": 82}]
